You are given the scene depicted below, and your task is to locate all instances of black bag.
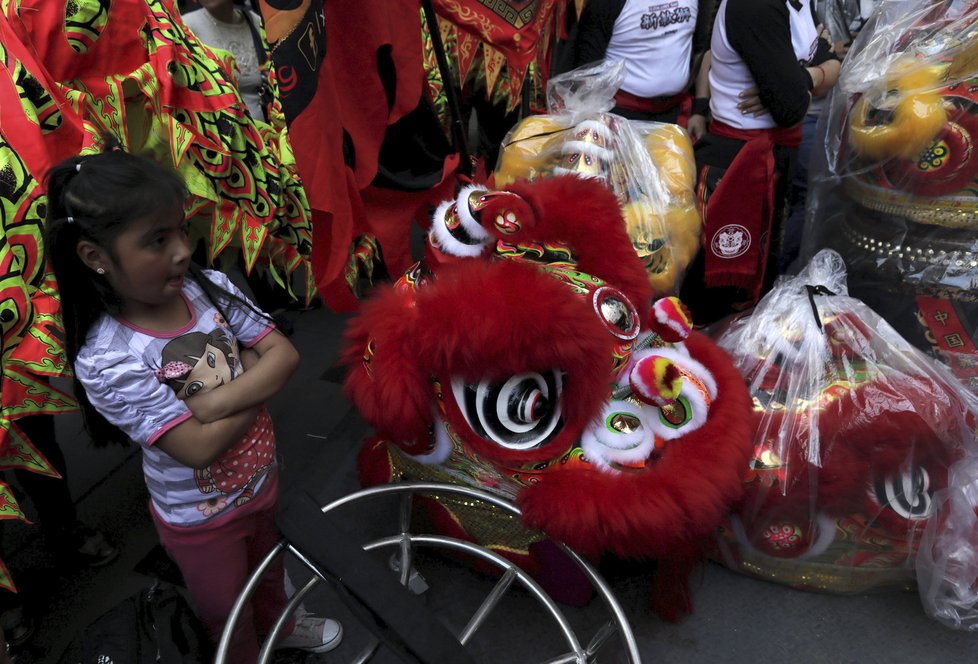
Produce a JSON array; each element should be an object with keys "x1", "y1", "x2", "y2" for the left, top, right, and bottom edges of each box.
[{"x1": 60, "y1": 580, "x2": 212, "y2": 664}]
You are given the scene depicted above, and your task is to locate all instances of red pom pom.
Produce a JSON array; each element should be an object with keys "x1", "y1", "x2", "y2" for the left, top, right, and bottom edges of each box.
[
  {"x1": 648, "y1": 297, "x2": 693, "y2": 343},
  {"x1": 630, "y1": 355, "x2": 682, "y2": 407}
]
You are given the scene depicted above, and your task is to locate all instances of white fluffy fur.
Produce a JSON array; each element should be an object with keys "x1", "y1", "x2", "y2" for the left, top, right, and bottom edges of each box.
[
  {"x1": 551, "y1": 166, "x2": 604, "y2": 180},
  {"x1": 559, "y1": 140, "x2": 614, "y2": 162},
  {"x1": 455, "y1": 185, "x2": 494, "y2": 242},
  {"x1": 573, "y1": 119, "x2": 614, "y2": 140},
  {"x1": 654, "y1": 303, "x2": 691, "y2": 340},
  {"x1": 636, "y1": 347, "x2": 718, "y2": 400},
  {"x1": 581, "y1": 400, "x2": 656, "y2": 472},
  {"x1": 407, "y1": 414, "x2": 454, "y2": 465},
  {"x1": 429, "y1": 199, "x2": 489, "y2": 258}
]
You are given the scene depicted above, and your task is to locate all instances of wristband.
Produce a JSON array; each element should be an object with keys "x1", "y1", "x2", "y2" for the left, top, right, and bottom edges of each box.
[{"x1": 692, "y1": 96, "x2": 710, "y2": 116}]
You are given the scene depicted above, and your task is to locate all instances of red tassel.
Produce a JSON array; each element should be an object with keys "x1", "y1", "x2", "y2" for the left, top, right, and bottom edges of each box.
[{"x1": 651, "y1": 557, "x2": 699, "y2": 622}]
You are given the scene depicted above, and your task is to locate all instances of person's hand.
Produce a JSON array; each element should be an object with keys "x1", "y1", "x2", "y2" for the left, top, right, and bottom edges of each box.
[
  {"x1": 687, "y1": 114, "x2": 707, "y2": 142},
  {"x1": 737, "y1": 87, "x2": 766, "y2": 116},
  {"x1": 833, "y1": 39, "x2": 850, "y2": 59},
  {"x1": 185, "y1": 389, "x2": 226, "y2": 424}
]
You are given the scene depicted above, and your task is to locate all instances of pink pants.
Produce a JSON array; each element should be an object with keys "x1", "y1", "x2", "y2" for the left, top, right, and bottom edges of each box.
[{"x1": 152, "y1": 471, "x2": 292, "y2": 663}]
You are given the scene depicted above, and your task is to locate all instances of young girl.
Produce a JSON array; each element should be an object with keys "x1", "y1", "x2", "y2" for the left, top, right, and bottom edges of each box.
[{"x1": 44, "y1": 141, "x2": 341, "y2": 661}]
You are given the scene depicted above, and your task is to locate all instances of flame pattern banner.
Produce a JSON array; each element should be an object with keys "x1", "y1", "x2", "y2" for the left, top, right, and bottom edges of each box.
[{"x1": 0, "y1": 0, "x2": 317, "y2": 588}]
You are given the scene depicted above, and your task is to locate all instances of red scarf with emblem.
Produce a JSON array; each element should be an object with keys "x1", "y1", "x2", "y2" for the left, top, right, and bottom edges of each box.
[{"x1": 700, "y1": 121, "x2": 802, "y2": 301}]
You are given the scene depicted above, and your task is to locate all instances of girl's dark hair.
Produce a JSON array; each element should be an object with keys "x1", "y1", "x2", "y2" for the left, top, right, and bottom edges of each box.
[{"x1": 45, "y1": 135, "x2": 270, "y2": 446}]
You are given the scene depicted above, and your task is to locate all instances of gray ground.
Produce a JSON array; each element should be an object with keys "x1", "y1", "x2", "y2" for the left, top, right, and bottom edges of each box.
[{"x1": 3, "y1": 305, "x2": 976, "y2": 663}]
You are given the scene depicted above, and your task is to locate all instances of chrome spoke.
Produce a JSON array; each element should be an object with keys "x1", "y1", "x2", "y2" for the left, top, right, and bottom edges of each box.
[
  {"x1": 397, "y1": 492, "x2": 414, "y2": 586},
  {"x1": 458, "y1": 567, "x2": 517, "y2": 645},
  {"x1": 218, "y1": 482, "x2": 640, "y2": 663},
  {"x1": 585, "y1": 621, "x2": 617, "y2": 657}
]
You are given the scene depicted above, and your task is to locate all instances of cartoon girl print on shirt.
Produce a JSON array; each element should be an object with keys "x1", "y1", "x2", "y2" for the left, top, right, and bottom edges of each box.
[
  {"x1": 157, "y1": 322, "x2": 273, "y2": 510},
  {"x1": 159, "y1": 327, "x2": 240, "y2": 399}
]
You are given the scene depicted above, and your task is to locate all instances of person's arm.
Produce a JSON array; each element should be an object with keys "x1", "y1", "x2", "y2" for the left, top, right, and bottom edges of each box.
[
  {"x1": 688, "y1": 50, "x2": 712, "y2": 141},
  {"x1": 154, "y1": 407, "x2": 261, "y2": 469},
  {"x1": 806, "y1": 58, "x2": 841, "y2": 97},
  {"x1": 73, "y1": 344, "x2": 258, "y2": 469},
  {"x1": 693, "y1": 0, "x2": 719, "y2": 55},
  {"x1": 726, "y1": 0, "x2": 813, "y2": 127},
  {"x1": 572, "y1": 0, "x2": 623, "y2": 68},
  {"x1": 184, "y1": 329, "x2": 299, "y2": 423},
  {"x1": 736, "y1": 21, "x2": 841, "y2": 114}
]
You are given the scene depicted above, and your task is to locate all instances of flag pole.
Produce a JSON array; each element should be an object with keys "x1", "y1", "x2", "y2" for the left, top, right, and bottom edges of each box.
[{"x1": 420, "y1": 0, "x2": 472, "y2": 177}]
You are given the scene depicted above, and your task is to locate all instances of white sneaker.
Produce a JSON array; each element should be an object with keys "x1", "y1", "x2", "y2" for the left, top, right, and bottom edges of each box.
[{"x1": 276, "y1": 615, "x2": 343, "y2": 653}]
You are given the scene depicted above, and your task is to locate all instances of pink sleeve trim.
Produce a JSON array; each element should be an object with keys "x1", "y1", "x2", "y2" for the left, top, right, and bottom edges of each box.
[
  {"x1": 147, "y1": 410, "x2": 194, "y2": 446},
  {"x1": 244, "y1": 324, "x2": 276, "y2": 349}
]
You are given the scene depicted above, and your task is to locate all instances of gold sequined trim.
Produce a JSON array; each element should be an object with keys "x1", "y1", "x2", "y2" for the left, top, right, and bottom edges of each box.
[{"x1": 844, "y1": 178, "x2": 978, "y2": 229}]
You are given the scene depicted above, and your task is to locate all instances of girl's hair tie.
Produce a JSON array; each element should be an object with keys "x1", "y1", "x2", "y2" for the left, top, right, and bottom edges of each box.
[
  {"x1": 75, "y1": 163, "x2": 81, "y2": 173},
  {"x1": 66, "y1": 216, "x2": 75, "y2": 224}
]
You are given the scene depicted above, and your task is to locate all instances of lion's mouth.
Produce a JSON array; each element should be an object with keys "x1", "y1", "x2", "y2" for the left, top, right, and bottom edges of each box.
[{"x1": 451, "y1": 370, "x2": 564, "y2": 450}]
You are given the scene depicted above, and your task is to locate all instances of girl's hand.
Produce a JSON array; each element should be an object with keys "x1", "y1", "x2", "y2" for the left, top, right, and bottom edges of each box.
[
  {"x1": 183, "y1": 332, "x2": 298, "y2": 423},
  {"x1": 184, "y1": 389, "x2": 225, "y2": 424},
  {"x1": 737, "y1": 87, "x2": 766, "y2": 116},
  {"x1": 185, "y1": 349, "x2": 260, "y2": 422}
]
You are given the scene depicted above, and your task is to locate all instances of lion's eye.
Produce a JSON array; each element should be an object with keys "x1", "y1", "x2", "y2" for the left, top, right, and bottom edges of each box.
[
  {"x1": 452, "y1": 371, "x2": 563, "y2": 450},
  {"x1": 645, "y1": 367, "x2": 712, "y2": 441},
  {"x1": 873, "y1": 466, "x2": 934, "y2": 520},
  {"x1": 657, "y1": 397, "x2": 693, "y2": 429}
]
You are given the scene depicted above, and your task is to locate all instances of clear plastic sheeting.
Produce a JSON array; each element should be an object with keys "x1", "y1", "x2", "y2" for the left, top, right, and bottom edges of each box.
[
  {"x1": 712, "y1": 250, "x2": 978, "y2": 619},
  {"x1": 494, "y1": 61, "x2": 700, "y2": 295},
  {"x1": 917, "y1": 445, "x2": 978, "y2": 630},
  {"x1": 801, "y1": 0, "x2": 978, "y2": 394}
]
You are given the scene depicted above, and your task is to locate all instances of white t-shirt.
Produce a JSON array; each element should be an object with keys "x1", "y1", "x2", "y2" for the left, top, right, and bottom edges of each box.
[
  {"x1": 182, "y1": 7, "x2": 264, "y2": 120},
  {"x1": 710, "y1": 0, "x2": 820, "y2": 129},
  {"x1": 75, "y1": 270, "x2": 277, "y2": 526},
  {"x1": 604, "y1": 0, "x2": 699, "y2": 98}
]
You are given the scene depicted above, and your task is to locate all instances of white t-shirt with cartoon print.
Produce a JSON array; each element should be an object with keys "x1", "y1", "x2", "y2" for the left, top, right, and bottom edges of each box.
[{"x1": 74, "y1": 270, "x2": 277, "y2": 527}]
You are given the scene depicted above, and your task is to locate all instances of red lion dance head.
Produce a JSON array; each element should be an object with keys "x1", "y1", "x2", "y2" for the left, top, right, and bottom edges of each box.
[{"x1": 342, "y1": 176, "x2": 755, "y2": 619}]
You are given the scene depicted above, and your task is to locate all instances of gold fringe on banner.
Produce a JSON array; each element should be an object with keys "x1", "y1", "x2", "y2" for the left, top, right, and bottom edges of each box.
[{"x1": 483, "y1": 43, "x2": 506, "y2": 100}]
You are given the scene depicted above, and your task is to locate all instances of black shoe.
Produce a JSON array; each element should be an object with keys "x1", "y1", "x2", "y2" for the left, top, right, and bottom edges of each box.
[
  {"x1": 68, "y1": 525, "x2": 120, "y2": 568},
  {"x1": 0, "y1": 607, "x2": 33, "y2": 648}
]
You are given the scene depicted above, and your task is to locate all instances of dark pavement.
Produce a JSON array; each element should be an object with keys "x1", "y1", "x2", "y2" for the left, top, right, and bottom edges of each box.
[{"x1": 3, "y1": 302, "x2": 977, "y2": 663}]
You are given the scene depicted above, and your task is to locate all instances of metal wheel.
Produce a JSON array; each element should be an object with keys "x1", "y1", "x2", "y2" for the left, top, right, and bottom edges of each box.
[{"x1": 216, "y1": 481, "x2": 641, "y2": 663}]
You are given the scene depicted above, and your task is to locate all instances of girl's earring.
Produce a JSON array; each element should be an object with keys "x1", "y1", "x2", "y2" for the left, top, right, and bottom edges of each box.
[{"x1": 96, "y1": 267, "x2": 105, "y2": 275}]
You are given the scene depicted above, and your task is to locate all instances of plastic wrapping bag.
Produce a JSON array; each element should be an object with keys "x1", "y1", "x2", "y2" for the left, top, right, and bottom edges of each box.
[
  {"x1": 917, "y1": 441, "x2": 978, "y2": 630},
  {"x1": 801, "y1": 0, "x2": 978, "y2": 394},
  {"x1": 713, "y1": 249, "x2": 978, "y2": 602},
  {"x1": 494, "y1": 61, "x2": 700, "y2": 295}
]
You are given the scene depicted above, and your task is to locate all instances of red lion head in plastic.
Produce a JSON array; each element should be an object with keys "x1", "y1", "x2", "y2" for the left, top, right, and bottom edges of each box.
[
  {"x1": 712, "y1": 275, "x2": 975, "y2": 593},
  {"x1": 342, "y1": 176, "x2": 755, "y2": 618}
]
